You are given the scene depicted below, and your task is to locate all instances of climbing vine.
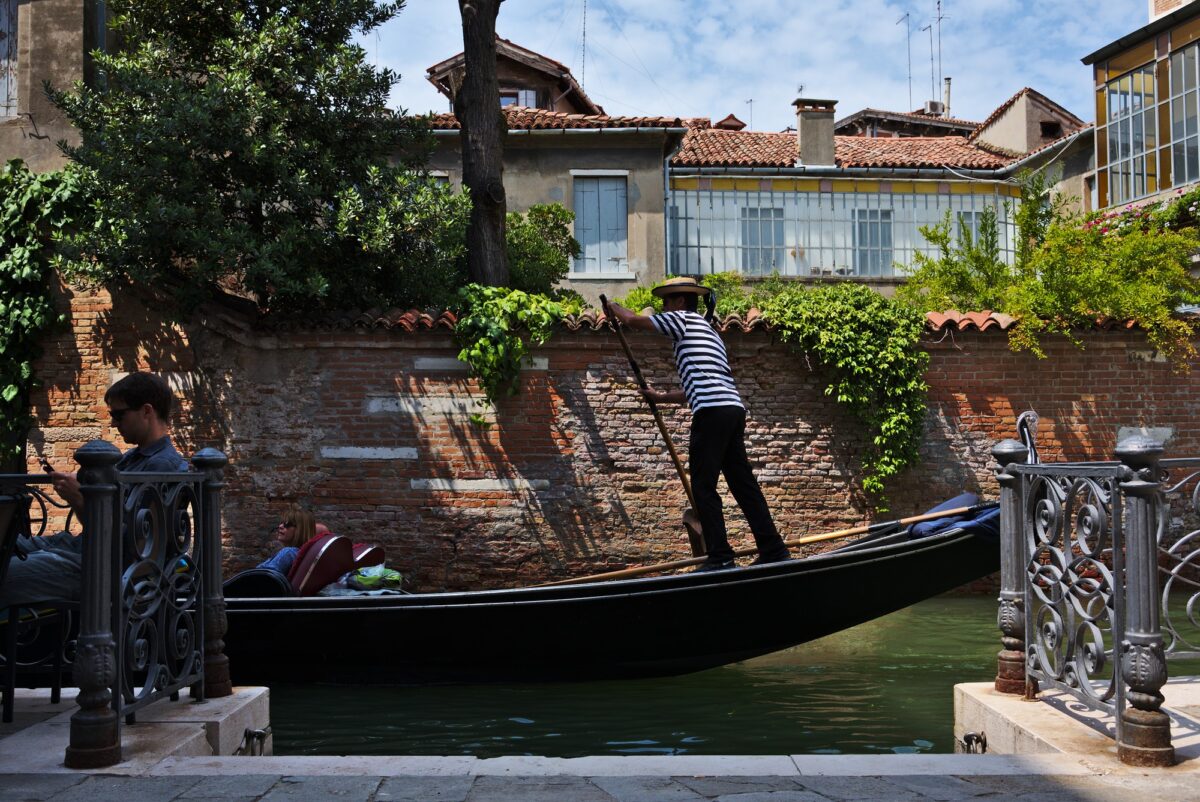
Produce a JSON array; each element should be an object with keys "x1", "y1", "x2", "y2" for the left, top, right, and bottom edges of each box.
[
  {"x1": 0, "y1": 161, "x2": 81, "y2": 468},
  {"x1": 453, "y1": 284, "x2": 571, "y2": 424},
  {"x1": 760, "y1": 283, "x2": 929, "y2": 501}
]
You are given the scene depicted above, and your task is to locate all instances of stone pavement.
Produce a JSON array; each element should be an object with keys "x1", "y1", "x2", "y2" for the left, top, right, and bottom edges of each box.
[{"x1": 4, "y1": 754, "x2": 1200, "y2": 801}]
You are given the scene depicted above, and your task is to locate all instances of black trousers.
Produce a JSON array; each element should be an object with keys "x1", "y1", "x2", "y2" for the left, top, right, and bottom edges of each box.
[{"x1": 689, "y1": 405, "x2": 786, "y2": 563}]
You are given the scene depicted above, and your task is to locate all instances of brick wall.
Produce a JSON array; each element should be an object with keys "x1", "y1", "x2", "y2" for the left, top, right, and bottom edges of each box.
[{"x1": 30, "y1": 283, "x2": 1200, "y2": 591}]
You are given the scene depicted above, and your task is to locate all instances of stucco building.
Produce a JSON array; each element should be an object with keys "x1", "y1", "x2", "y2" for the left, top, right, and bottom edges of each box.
[{"x1": 0, "y1": 0, "x2": 98, "y2": 172}]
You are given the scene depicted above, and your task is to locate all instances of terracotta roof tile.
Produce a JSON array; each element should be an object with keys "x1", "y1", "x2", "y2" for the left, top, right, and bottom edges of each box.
[
  {"x1": 264, "y1": 308, "x2": 1159, "y2": 337},
  {"x1": 428, "y1": 106, "x2": 694, "y2": 131},
  {"x1": 672, "y1": 129, "x2": 1013, "y2": 169}
]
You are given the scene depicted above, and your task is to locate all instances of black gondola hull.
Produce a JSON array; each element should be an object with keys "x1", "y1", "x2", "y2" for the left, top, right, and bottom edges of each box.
[{"x1": 224, "y1": 524, "x2": 998, "y2": 685}]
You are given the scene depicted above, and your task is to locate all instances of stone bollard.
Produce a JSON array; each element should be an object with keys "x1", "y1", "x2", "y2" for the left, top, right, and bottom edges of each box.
[
  {"x1": 193, "y1": 448, "x2": 232, "y2": 699},
  {"x1": 992, "y1": 439, "x2": 1029, "y2": 695},
  {"x1": 1115, "y1": 435, "x2": 1175, "y2": 767},
  {"x1": 65, "y1": 440, "x2": 122, "y2": 769}
]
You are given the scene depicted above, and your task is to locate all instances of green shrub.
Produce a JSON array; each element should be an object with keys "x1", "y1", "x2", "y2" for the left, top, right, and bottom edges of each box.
[{"x1": 506, "y1": 204, "x2": 580, "y2": 295}]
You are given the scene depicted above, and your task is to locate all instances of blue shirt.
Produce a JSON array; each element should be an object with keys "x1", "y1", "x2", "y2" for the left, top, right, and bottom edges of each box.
[
  {"x1": 116, "y1": 436, "x2": 189, "y2": 473},
  {"x1": 258, "y1": 546, "x2": 299, "y2": 576}
]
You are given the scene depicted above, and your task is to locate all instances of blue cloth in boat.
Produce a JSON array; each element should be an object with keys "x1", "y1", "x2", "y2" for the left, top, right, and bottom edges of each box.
[{"x1": 909, "y1": 492, "x2": 980, "y2": 539}]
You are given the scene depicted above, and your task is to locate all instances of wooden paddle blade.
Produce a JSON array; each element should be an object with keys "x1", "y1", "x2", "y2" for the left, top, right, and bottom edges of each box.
[{"x1": 682, "y1": 508, "x2": 706, "y2": 557}]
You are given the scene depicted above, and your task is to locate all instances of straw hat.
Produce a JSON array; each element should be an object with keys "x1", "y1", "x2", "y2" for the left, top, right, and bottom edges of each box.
[{"x1": 651, "y1": 277, "x2": 710, "y2": 298}]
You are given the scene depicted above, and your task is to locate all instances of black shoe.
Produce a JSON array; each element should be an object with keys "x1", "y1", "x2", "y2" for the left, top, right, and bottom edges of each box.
[
  {"x1": 693, "y1": 559, "x2": 736, "y2": 573},
  {"x1": 750, "y1": 551, "x2": 792, "y2": 566}
]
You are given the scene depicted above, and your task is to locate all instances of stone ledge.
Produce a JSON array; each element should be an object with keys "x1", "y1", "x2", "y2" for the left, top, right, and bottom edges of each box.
[
  {"x1": 0, "y1": 686, "x2": 270, "y2": 774},
  {"x1": 954, "y1": 680, "x2": 1200, "y2": 771}
]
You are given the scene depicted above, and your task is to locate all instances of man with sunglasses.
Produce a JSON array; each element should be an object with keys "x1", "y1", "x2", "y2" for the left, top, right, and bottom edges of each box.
[
  {"x1": 604, "y1": 277, "x2": 790, "y2": 572},
  {"x1": 1, "y1": 372, "x2": 188, "y2": 608}
]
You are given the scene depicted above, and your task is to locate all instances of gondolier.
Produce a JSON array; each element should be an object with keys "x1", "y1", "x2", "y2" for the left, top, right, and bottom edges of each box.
[{"x1": 604, "y1": 277, "x2": 791, "y2": 571}]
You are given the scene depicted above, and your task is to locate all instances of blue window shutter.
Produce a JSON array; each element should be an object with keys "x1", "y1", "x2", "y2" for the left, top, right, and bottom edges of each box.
[
  {"x1": 598, "y1": 178, "x2": 628, "y2": 271},
  {"x1": 574, "y1": 179, "x2": 600, "y2": 272},
  {"x1": 574, "y1": 176, "x2": 627, "y2": 273}
]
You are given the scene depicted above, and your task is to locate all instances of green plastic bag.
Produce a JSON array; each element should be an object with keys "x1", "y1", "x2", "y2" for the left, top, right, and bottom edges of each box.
[{"x1": 347, "y1": 564, "x2": 403, "y2": 591}]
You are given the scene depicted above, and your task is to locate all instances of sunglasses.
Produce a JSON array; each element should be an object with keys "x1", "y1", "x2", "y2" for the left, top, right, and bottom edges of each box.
[{"x1": 109, "y1": 407, "x2": 133, "y2": 423}]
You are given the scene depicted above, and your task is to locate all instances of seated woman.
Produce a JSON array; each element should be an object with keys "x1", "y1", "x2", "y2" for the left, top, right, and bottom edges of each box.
[{"x1": 257, "y1": 505, "x2": 317, "y2": 577}]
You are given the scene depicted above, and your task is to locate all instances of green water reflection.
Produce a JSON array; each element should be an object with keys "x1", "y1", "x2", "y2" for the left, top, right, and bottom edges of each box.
[{"x1": 271, "y1": 595, "x2": 1005, "y2": 756}]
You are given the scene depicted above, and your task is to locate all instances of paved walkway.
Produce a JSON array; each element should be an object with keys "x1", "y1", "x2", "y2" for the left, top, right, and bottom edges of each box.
[{"x1": 5, "y1": 754, "x2": 1200, "y2": 801}]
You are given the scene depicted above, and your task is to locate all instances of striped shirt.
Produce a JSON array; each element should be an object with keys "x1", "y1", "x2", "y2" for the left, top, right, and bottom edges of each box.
[{"x1": 651, "y1": 311, "x2": 744, "y2": 412}]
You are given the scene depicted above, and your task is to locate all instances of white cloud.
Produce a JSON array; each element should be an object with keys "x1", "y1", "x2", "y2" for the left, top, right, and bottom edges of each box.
[{"x1": 373, "y1": 0, "x2": 1151, "y2": 129}]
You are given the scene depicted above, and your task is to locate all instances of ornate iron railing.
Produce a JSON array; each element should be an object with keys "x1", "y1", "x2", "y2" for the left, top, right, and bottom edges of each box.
[
  {"x1": 993, "y1": 435, "x2": 1177, "y2": 767},
  {"x1": 0, "y1": 441, "x2": 230, "y2": 768},
  {"x1": 114, "y1": 470, "x2": 206, "y2": 720},
  {"x1": 1157, "y1": 458, "x2": 1200, "y2": 661}
]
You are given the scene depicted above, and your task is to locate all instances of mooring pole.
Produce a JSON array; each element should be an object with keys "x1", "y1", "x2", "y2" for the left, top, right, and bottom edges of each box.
[{"x1": 992, "y1": 438, "x2": 1029, "y2": 695}]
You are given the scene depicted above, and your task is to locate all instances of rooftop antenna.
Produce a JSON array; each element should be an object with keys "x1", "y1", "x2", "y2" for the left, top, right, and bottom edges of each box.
[
  {"x1": 897, "y1": 12, "x2": 913, "y2": 111},
  {"x1": 921, "y1": 21, "x2": 935, "y2": 107},
  {"x1": 745, "y1": 98, "x2": 753, "y2": 130},
  {"x1": 935, "y1": 0, "x2": 947, "y2": 100},
  {"x1": 580, "y1": 0, "x2": 587, "y2": 91}
]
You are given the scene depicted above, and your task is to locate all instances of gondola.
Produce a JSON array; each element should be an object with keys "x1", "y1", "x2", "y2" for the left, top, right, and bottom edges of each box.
[{"x1": 222, "y1": 503, "x2": 1000, "y2": 685}]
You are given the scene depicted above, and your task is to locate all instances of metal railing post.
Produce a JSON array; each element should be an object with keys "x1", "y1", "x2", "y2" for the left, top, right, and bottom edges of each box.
[
  {"x1": 64, "y1": 440, "x2": 122, "y2": 769},
  {"x1": 192, "y1": 448, "x2": 232, "y2": 698},
  {"x1": 992, "y1": 438, "x2": 1029, "y2": 695},
  {"x1": 1115, "y1": 435, "x2": 1174, "y2": 767}
]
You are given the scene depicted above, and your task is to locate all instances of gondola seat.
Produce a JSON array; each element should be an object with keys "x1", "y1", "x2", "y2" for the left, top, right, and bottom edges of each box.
[
  {"x1": 352, "y1": 543, "x2": 385, "y2": 569},
  {"x1": 222, "y1": 568, "x2": 292, "y2": 598},
  {"x1": 287, "y1": 533, "x2": 354, "y2": 596}
]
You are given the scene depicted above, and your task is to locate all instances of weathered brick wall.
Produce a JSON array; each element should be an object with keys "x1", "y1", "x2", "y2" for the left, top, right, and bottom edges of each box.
[{"x1": 29, "y1": 284, "x2": 1200, "y2": 591}]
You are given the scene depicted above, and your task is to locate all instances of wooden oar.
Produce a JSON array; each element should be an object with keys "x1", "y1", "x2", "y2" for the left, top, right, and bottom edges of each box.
[
  {"x1": 599, "y1": 294, "x2": 705, "y2": 557},
  {"x1": 537, "y1": 502, "x2": 998, "y2": 587}
]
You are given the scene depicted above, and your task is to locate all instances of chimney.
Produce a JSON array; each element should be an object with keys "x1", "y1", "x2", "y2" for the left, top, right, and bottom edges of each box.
[
  {"x1": 943, "y1": 77, "x2": 952, "y2": 119},
  {"x1": 793, "y1": 98, "x2": 837, "y2": 167}
]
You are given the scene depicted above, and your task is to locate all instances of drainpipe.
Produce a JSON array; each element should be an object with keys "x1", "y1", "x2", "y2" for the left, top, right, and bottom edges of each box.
[{"x1": 663, "y1": 134, "x2": 687, "y2": 282}]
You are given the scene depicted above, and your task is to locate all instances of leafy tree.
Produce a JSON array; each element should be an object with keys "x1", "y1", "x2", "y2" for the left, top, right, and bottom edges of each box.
[
  {"x1": 0, "y1": 162, "x2": 82, "y2": 470},
  {"x1": 455, "y1": 0, "x2": 509, "y2": 286},
  {"x1": 1008, "y1": 221, "x2": 1200, "y2": 361},
  {"x1": 49, "y1": 0, "x2": 438, "y2": 313},
  {"x1": 505, "y1": 204, "x2": 579, "y2": 295},
  {"x1": 899, "y1": 168, "x2": 1200, "y2": 364},
  {"x1": 896, "y1": 205, "x2": 1008, "y2": 312}
]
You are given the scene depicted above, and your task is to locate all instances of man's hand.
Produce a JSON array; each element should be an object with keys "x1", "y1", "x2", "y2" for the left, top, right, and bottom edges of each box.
[
  {"x1": 605, "y1": 300, "x2": 656, "y2": 332},
  {"x1": 49, "y1": 471, "x2": 84, "y2": 512},
  {"x1": 642, "y1": 387, "x2": 686, "y2": 405}
]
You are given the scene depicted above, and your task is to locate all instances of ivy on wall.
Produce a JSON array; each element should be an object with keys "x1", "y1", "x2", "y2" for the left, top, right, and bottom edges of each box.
[
  {"x1": 0, "y1": 161, "x2": 81, "y2": 468},
  {"x1": 452, "y1": 284, "x2": 573, "y2": 425}
]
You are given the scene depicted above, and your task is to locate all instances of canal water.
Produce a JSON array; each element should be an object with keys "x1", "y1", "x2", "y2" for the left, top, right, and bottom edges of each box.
[{"x1": 270, "y1": 593, "x2": 1200, "y2": 757}]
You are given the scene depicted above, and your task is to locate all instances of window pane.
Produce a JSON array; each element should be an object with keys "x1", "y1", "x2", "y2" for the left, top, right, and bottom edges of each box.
[
  {"x1": 1188, "y1": 91, "x2": 1199, "y2": 138},
  {"x1": 1187, "y1": 46, "x2": 1198, "y2": 93},
  {"x1": 1189, "y1": 136, "x2": 1200, "y2": 183},
  {"x1": 1144, "y1": 109, "x2": 1157, "y2": 150},
  {"x1": 1173, "y1": 51, "x2": 1185, "y2": 97},
  {"x1": 1174, "y1": 97, "x2": 1187, "y2": 141}
]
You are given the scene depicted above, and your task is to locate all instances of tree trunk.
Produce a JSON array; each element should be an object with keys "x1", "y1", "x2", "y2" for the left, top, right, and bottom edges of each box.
[{"x1": 456, "y1": 0, "x2": 509, "y2": 287}]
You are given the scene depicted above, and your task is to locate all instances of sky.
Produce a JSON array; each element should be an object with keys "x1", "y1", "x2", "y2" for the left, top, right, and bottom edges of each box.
[{"x1": 364, "y1": 0, "x2": 1153, "y2": 132}]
